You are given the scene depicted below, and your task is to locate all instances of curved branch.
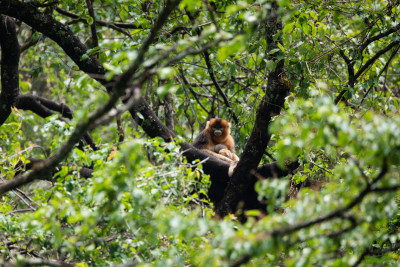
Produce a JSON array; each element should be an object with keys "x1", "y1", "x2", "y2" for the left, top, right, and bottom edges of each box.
[
  {"x1": 353, "y1": 240, "x2": 400, "y2": 267},
  {"x1": 16, "y1": 94, "x2": 72, "y2": 118},
  {"x1": 56, "y1": 7, "x2": 143, "y2": 29},
  {"x1": 15, "y1": 94, "x2": 97, "y2": 150},
  {"x1": 355, "y1": 40, "x2": 400, "y2": 80},
  {"x1": 179, "y1": 69, "x2": 210, "y2": 114},
  {"x1": 85, "y1": 0, "x2": 99, "y2": 58},
  {"x1": 0, "y1": 0, "x2": 108, "y2": 84},
  {"x1": 358, "y1": 23, "x2": 400, "y2": 53}
]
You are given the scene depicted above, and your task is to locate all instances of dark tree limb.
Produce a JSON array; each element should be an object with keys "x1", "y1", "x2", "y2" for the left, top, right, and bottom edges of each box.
[
  {"x1": 336, "y1": 40, "x2": 400, "y2": 104},
  {"x1": 360, "y1": 43, "x2": 400, "y2": 104},
  {"x1": 16, "y1": 94, "x2": 73, "y2": 119},
  {"x1": 0, "y1": 15, "x2": 20, "y2": 126},
  {"x1": 358, "y1": 23, "x2": 400, "y2": 53},
  {"x1": 164, "y1": 93, "x2": 174, "y2": 131},
  {"x1": 122, "y1": 89, "x2": 176, "y2": 142},
  {"x1": 354, "y1": 40, "x2": 400, "y2": 80},
  {"x1": 15, "y1": 94, "x2": 97, "y2": 150},
  {"x1": 14, "y1": 158, "x2": 94, "y2": 179},
  {"x1": 56, "y1": 7, "x2": 143, "y2": 29},
  {"x1": 15, "y1": 258, "x2": 75, "y2": 267},
  {"x1": 353, "y1": 240, "x2": 400, "y2": 267},
  {"x1": 334, "y1": 50, "x2": 355, "y2": 104},
  {"x1": 116, "y1": 114, "x2": 125, "y2": 143},
  {"x1": 202, "y1": 49, "x2": 238, "y2": 123},
  {"x1": 339, "y1": 50, "x2": 355, "y2": 87}
]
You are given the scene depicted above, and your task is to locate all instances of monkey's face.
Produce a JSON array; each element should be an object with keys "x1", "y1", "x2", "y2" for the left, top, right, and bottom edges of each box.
[{"x1": 212, "y1": 125, "x2": 225, "y2": 136}]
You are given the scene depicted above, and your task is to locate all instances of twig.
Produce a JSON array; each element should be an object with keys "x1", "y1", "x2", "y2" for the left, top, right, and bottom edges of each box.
[
  {"x1": 179, "y1": 69, "x2": 210, "y2": 114},
  {"x1": 85, "y1": 0, "x2": 99, "y2": 58},
  {"x1": 360, "y1": 43, "x2": 400, "y2": 104}
]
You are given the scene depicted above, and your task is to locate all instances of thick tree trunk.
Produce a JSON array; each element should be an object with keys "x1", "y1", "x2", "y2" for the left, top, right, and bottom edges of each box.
[
  {"x1": 215, "y1": 2, "x2": 292, "y2": 217},
  {"x1": 0, "y1": 16, "x2": 20, "y2": 126}
]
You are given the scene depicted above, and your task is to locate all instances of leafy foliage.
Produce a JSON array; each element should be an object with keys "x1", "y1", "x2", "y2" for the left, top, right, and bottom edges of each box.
[{"x1": 1, "y1": 0, "x2": 400, "y2": 266}]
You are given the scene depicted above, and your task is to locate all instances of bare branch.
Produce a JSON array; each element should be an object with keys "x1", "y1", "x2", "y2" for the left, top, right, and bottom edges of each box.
[{"x1": 179, "y1": 69, "x2": 210, "y2": 114}]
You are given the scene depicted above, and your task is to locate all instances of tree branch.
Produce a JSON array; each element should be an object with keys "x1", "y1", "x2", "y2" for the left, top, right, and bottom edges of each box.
[
  {"x1": 85, "y1": 0, "x2": 99, "y2": 58},
  {"x1": 353, "y1": 240, "x2": 400, "y2": 267},
  {"x1": 16, "y1": 258, "x2": 75, "y2": 267},
  {"x1": 187, "y1": 76, "x2": 247, "y2": 87},
  {"x1": 359, "y1": 43, "x2": 400, "y2": 104},
  {"x1": 179, "y1": 69, "x2": 210, "y2": 114},
  {"x1": 358, "y1": 23, "x2": 400, "y2": 53},
  {"x1": 14, "y1": 158, "x2": 94, "y2": 179},
  {"x1": 0, "y1": 15, "x2": 20, "y2": 126},
  {"x1": 334, "y1": 50, "x2": 355, "y2": 104},
  {"x1": 355, "y1": 40, "x2": 400, "y2": 80},
  {"x1": 15, "y1": 94, "x2": 97, "y2": 150},
  {"x1": 56, "y1": 7, "x2": 143, "y2": 29}
]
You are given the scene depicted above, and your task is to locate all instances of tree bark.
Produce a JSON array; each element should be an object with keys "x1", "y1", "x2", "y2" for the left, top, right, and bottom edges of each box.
[{"x1": 0, "y1": 15, "x2": 20, "y2": 126}]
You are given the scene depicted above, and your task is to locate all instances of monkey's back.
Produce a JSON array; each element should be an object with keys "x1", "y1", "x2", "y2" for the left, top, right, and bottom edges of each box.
[{"x1": 193, "y1": 131, "x2": 210, "y2": 150}]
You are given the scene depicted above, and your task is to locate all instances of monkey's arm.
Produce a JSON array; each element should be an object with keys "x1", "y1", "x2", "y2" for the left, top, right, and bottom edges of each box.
[
  {"x1": 192, "y1": 131, "x2": 209, "y2": 149},
  {"x1": 219, "y1": 148, "x2": 239, "y2": 161},
  {"x1": 202, "y1": 149, "x2": 236, "y2": 163}
]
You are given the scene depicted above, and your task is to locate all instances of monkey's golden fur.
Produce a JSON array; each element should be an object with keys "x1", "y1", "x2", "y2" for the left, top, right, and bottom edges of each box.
[{"x1": 193, "y1": 118, "x2": 239, "y2": 163}]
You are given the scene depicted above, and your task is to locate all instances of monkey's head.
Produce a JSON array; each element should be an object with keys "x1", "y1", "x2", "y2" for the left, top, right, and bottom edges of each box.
[{"x1": 206, "y1": 118, "x2": 230, "y2": 138}]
